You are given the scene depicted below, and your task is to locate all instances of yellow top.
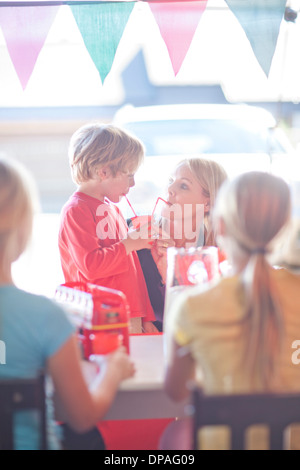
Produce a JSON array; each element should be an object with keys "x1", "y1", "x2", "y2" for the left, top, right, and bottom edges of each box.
[{"x1": 166, "y1": 268, "x2": 300, "y2": 449}]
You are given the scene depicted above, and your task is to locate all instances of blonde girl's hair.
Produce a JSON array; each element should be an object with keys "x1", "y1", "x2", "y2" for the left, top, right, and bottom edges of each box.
[
  {"x1": 214, "y1": 171, "x2": 291, "y2": 390},
  {"x1": 69, "y1": 123, "x2": 145, "y2": 185},
  {"x1": 0, "y1": 157, "x2": 38, "y2": 268},
  {"x1": 185, "y1": 158, "x2": 228, "y2": 246}
]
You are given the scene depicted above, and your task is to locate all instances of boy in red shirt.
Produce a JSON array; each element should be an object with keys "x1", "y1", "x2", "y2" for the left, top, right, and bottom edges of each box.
[{"x1": 59, "y1": 123, "x2": 157, "y2": 334}]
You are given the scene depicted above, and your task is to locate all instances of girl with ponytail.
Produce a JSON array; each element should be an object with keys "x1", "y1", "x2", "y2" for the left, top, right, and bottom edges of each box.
[{"x1": 164, "y1": 171, "x2": 300, "y2": 450}]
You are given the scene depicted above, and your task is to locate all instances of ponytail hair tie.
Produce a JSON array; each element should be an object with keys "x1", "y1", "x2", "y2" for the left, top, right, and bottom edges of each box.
[
  {"x1": 250, "y1": 247, "x2": 268, "y2": 255},
  {"x1": 237, "y1": 240, "x2": 268, "y2": 256}
]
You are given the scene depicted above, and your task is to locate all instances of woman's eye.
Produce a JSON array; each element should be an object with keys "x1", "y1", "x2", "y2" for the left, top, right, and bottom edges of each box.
[
  {"x1": 180, "y1": 184, "x2": 189, "y2": 190},
  {"x1": 168, "y1": 178, "x2": 174, "y2": 186}
]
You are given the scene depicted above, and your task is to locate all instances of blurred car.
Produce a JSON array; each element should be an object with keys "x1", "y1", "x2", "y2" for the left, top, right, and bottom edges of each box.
[{"x1": 113, "y1": 103, "x2": 296, "y2": 216}]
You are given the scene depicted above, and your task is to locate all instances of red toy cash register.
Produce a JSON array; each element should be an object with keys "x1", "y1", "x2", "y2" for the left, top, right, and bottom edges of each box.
[{"x1": 54, "y1": 282, "x2": 130, "y2": 358}]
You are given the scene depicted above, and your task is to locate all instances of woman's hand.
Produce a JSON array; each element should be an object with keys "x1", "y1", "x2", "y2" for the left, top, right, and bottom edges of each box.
[
  {"x1": 151, "y1": 238, "x2": 175, "y2": 283},
  {"x1": 154, "y1": 237, "x2": 175, "y2": 257}
]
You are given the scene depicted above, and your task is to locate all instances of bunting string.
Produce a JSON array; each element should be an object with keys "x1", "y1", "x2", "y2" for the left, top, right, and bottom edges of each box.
[{"x1": 0, "y1": 1, "x2": 212, "y2": 5}]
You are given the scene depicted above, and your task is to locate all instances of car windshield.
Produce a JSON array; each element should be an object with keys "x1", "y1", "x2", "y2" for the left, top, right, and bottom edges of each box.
[{"x1": 123, "y1": 119, "x2": 285, "y2": 155}]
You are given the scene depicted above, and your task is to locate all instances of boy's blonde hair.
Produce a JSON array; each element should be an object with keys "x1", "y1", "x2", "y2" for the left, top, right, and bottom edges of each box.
[
  {"x1": 0, "y1": 157, "x2": 37, "y2": 265},
  {"x1": 69, "y1": 123, "x2": 145, "y2": 185}
]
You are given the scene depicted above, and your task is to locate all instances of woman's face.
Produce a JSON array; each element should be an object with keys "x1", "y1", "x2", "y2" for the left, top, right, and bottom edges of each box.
[{"x1": 167, "y1": 162, "x2": 210, "y2": 217}]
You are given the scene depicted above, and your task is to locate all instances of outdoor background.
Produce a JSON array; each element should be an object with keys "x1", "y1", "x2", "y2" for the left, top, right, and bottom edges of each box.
[{"x1": 0, "y1": 0, "x2": 300, "y2": 296}]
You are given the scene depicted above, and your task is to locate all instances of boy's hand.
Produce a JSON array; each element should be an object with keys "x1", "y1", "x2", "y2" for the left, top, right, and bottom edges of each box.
[
  {"x1": 121, "y1": 219, "x2": 153, "y2": 253},
  {"x1": 142, "y1": 321, "x2": 159, "y2": 334}
]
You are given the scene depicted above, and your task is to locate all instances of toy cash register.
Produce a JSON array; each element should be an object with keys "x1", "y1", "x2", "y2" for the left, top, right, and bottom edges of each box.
[{"x1": 54, "y1": 282, "x2": 130, "y2": 359}]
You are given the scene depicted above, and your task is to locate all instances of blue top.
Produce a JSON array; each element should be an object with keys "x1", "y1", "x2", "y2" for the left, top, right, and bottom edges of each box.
[{"x1": 0, "y1": 285, "x2": 74, "y2": 450}]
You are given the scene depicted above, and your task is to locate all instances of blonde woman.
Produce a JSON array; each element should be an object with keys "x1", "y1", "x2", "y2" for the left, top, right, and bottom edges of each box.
[
  {"x1": 0, "y1": 158, "x2": 134, "y2": 450},
  {"x1": 164, "y1": 171, "x2": 300, "y2": 450},
  {"x1": 166, "y1": 158, "x2": 228, "y2": 247},
  {"x1": 137, "y1": 158, "x2": 228, "y2": 331}
]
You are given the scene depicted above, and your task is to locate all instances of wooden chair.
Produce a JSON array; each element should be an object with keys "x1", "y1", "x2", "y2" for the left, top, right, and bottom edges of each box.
[
  {"x1": 192, "y1": 387, "x2": 300, "y2": 450},
  {"x1": 0, "y1": 371, "x2": 47, "y2": 450}
]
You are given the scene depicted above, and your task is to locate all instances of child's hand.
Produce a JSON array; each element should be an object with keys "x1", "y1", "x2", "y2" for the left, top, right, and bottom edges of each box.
[
  {"x1": 142, "y1": 321, "x2": 159, "y2": 334},
  {"x1": 122, "y1": 220, "x2": 153, "y2": 253},
  {"x1": 106, "y1": 346, "x2": 135, "y2": 381}
]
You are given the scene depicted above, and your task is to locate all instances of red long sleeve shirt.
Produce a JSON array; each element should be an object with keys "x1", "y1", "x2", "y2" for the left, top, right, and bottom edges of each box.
[{"x1": 58, "y1": 192, "x2": 155, "y2": 321}]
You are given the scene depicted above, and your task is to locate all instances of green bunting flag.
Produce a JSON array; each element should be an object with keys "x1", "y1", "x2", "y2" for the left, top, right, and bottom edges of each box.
[
  {"x1": 70, "y1": 2, "x2": 134, "y2": 83},
  {"x1": 225, "y1": 0, "x2": 287, "y2": 77}
]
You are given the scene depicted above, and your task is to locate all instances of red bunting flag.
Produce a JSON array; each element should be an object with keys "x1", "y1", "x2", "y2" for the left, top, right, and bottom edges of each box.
[
  {"x1": 0, "y1": 6, "x2": 59, "y2": 90},
  {"x1": 149, "y1": 0, "x2": 208, "y2": 76}
]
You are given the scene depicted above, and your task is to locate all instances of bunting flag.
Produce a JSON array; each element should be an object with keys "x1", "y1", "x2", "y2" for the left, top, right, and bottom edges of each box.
[
  {"x1": 70, "y1": 2, "x2": 134, "y2": 83},
  {"x1": 149, "y1": 1, "x2": 208, "y2": 76},
  {"x1": 0, "y1": 6, "x2": 59, "y2": 90},
  {"x1": 225, "y1": 0, "x2": 287, "y2": 76}
]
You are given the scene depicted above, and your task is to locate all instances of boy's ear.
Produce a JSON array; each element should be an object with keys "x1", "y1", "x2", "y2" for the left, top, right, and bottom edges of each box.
[{"x1": 95, "y1": 166, "x2": 110, "y2": 180}]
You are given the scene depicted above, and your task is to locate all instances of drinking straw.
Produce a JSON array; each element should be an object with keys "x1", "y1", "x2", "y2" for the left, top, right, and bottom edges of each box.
[
  {"x1": 125, "y1": 195, "x2": 137, "y2": 218},
  {"x1": 151, "y1": 197, "x2": 170, "y2": 217}
]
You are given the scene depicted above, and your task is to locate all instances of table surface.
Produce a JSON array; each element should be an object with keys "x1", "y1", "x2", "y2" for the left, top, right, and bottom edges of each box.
[
  {"x1": 88, "y1": 334, "x2": 190, "y2": 420},
  {"x1": 107, "y1": 334, "x2": 166, "y2": 391}
]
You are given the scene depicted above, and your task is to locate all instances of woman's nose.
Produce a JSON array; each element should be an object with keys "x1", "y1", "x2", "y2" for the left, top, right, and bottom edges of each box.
[
  {"x1": 129, "y1": 176, "x2": 135, "y2": 188},
  {"x1": 168, "y1": 184, "x2": 175, "y2": 197}
]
